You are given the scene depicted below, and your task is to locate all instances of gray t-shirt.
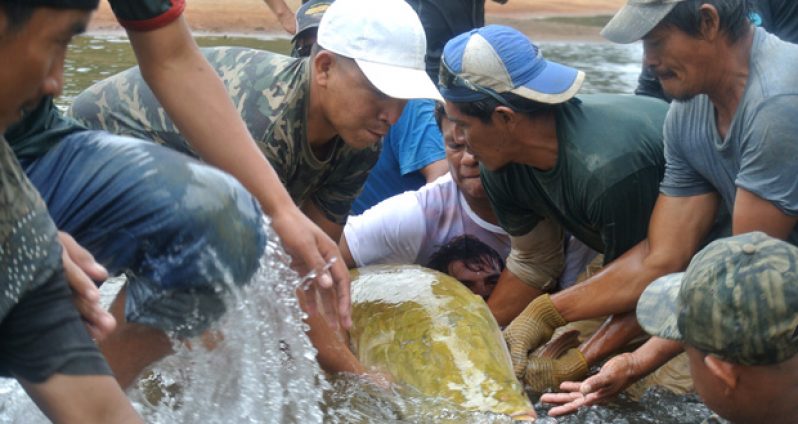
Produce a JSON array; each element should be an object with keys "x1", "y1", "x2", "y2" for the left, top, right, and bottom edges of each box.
[{"x1": 660, "y1": 28, "x2": 798, "y2": 245}]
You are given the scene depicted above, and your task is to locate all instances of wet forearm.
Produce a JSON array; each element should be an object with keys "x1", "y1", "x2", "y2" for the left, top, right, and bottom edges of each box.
[{"x1": 579, "y1": 311, "x2": 645, "y2": 365}]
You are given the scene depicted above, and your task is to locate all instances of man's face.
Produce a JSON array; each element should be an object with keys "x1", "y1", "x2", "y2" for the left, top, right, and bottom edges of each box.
[
  {"x1": 443, "y1": 101, "x2": 509, "y2": 171},
  {"x1": 447, "y1": 257, "x2": 501, "y2": 300},
  {"x1": 642, "y1": 23, "x2": 714, "y2": 101},
  {"x1": 441, "y1": 112, "x2": 485, "y2": 200},
  {"x1": 317, "y1": 54, "x2": 407, "y2": 149},
  {"x1": 0, "y1": 7, "x2": 90, "y2": 131}
]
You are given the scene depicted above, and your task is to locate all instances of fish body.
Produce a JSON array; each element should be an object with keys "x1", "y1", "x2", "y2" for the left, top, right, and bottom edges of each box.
[{"x1": 349, "y1": 265, "x2": 535, "y2": 420}]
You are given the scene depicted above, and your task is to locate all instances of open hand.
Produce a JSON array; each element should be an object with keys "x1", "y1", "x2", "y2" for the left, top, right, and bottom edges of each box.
[
  {"x1": 540, "y1": 352, "x2": 640, "y2": 416},
  {"x1": 58, "y1": 231, "x2": 116, "y2": 340},
  {"x1": 271, "y1": 209, "x2": 351, "y2": 330}
]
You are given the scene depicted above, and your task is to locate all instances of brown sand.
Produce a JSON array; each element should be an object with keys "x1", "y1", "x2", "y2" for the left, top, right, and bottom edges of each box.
[{"x1": 89, "y1": 0, "x2": 626, "y2": 41}]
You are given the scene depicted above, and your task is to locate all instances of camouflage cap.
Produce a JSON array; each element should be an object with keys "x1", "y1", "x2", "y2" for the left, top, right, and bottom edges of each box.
[{"x1": 637, "y1": 232, "x2": 798, "y2": 366}]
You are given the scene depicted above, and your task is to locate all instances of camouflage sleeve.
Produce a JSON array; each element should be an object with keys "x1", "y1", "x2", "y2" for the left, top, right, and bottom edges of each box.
[
  {"x1": 66, "y1": 66, "x2": 197, "y2": 157},
  {"x1": 313, "y1": 143, "x2": 381, "y2": 225}
]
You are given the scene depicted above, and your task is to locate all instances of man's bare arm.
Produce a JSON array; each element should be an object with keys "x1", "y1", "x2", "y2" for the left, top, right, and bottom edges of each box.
[
  {"x1": 552, "y1": 193, "x2": 720, "y2": 321},
  {"x1": 261, "y1": 0, "x2": 297, "y2": 34},
  {"x1": 733, "y1": 188, "x2": 797, "y2": 239}
]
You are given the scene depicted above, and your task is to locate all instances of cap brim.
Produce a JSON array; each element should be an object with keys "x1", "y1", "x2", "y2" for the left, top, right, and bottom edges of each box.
[
  {"x1": 356, "y1": 59, "x2": 444, "y2": 102},
  {"x1": 510, "y1": 61, "x2": 585, "y2": 104},
  {"x1": 601, "y1": 2, "x2": 680, "y2": 44},
  {"x1": 636, "y1": 272, "x2": 685, "y2": 341}
]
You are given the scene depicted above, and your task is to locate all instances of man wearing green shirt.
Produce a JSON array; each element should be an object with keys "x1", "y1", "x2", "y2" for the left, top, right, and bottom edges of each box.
[{"x1": 438, "y1": 25, "x2": 669, "y2": 390}]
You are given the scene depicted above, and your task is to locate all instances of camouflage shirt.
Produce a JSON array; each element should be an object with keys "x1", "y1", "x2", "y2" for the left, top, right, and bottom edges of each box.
[
  {"x1": 68, "y1": 47, "x2": 380, "y2": 225},
  {"x1": 0, "y1": 137, "x2": 62, "y2": 322}
]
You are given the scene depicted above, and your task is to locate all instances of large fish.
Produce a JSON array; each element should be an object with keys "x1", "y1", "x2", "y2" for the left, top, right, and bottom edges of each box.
[{"x1": 349, "y1": 265, "x2": 536, "y2": 420}]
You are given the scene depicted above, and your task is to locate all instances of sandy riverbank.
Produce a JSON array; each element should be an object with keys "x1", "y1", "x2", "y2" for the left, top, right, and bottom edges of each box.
[{"x1": 89, "y1": 0, "x2": 626, "y2": 41}]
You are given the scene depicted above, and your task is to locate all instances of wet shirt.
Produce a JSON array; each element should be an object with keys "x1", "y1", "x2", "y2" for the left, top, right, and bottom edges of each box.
[
  {"x1": 481, "y1": 94, "x2": 668, "y2": 263},
  {"x1": 4, "y1": 0, "x2": 186, "y2": 159},
  {"x1": 68, "y1": 48, "x2": 380, "y2": 224},
  {"x1": 660, "y1": 28, "x2": 798, "y2": 246}
]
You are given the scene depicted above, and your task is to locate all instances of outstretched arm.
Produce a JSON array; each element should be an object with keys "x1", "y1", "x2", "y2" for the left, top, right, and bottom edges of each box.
[
  {"x1": 262, "y1": 0, "x2": 297, "y2": 34},
  {"x1": 21, "y1": 374, "x2": 142, "y2": 424},
  {"x1": 551, "y1": 193, "x2": 719, "y2": 321},
  {"x1": 125, "y1": 16, "x2": 351, "y2": 328},
  {"x1": 540, "y1": 337, "x2": 683, "y2": 417}
]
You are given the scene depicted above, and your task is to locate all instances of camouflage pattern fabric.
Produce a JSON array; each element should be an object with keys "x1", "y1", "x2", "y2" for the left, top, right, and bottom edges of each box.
[
  {"x1": 67, "y1": 47, "x2": 380, "y2": 225},
  {"x1": 0, "y1": 137, "x2": 62, "y2": 321},
  {"x1": 638, "y1": 232, "x2": 798, "y2": 366}
]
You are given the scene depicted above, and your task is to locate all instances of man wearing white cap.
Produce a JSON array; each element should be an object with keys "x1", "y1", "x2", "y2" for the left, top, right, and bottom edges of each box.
[
  {"x1": 438, "y1": 24, "x2": 670, "y2": 391},
  {"x1": 68, "y1": 0, "x2": 441, "y2": 376}
]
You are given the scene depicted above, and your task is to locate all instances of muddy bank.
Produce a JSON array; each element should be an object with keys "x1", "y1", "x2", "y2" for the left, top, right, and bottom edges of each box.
[{"x1": 89, "y1": 0, "x2": 626, "y2": 41}]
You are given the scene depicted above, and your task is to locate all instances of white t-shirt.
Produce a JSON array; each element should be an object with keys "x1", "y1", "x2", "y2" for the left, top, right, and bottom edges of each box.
[
  {"x1": 345, "y1": 174, "x2": 598, "y2": 288},
  {"x1": 345, "y1": 173, "x2": 510, "y2": 267}
]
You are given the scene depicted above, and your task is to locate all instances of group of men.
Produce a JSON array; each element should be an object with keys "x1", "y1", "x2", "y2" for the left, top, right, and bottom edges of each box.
[{"x1": 1, "y1": 0, "x2": 796, "y2": 423}]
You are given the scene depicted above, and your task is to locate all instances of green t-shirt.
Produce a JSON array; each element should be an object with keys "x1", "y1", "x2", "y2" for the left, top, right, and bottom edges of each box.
[
  {"x1": 66, "y1": 47, "x2": 380, "y2": 225},
  {"x1": 481, "y1": 94, "x2": 668, "y2": 262}
]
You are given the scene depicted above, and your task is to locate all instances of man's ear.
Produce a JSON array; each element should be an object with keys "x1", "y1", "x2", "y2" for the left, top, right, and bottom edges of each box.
[
  {"x1": 698, "y1": 4, "x2": 721, "y2": 41},
  {"x1": 705, "y1": 354, "x2": 739, "y2": 390},
  {"x1": 313, "y1": 50, "x2": 334, "y2": 88},
  {"x1": 492, "y1": 105, "x2": 518, "y2": 129}
]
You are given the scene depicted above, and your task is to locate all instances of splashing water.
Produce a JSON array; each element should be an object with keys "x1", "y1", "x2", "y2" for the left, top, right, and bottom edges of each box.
[
  {"x1": 0, "y1": 218, "x2": 715, "y2": 423},
  {"x1": 0, "y1": 219, "x2": 327, "y2": 423},
  {"x1": 130, "y1": 220, "x2": 327, "y2": 423}
]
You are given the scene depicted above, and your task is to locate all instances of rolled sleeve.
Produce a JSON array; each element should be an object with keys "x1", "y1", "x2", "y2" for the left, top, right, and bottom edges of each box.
[
  {"x1": 505, "y1": 218, "x2": 565, "y2": 291},
  {"x1": 659, "y1": 107, "x2": 715, "y2": 197}
]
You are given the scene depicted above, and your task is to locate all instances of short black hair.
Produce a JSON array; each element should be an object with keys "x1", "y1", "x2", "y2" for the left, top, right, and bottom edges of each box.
[
  {"x1": 434, "y1": 101, "x2": 445, "y2": 129},
  {"x1": 453, "y1": 92, "x2": 560, "y2": 124},
  {"x1": 660, "y1": 0, "x2": 753, "y2": 43},
  {"x1": 427, "y1": 235, "x2": 505, "y2": 276},
  {"x1": 0, "y1": 3, "x2": 35, "y2": 33}
]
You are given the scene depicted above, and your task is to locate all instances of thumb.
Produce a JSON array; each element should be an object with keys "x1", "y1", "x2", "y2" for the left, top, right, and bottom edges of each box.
[{"x1": 580, "y1": 372, "x2": 610, "y2": 395}]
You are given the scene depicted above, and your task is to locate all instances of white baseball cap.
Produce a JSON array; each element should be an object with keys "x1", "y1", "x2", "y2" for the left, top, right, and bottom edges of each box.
[{"x1": 316, "y1": 0, "x2": 443, "y2": 102}]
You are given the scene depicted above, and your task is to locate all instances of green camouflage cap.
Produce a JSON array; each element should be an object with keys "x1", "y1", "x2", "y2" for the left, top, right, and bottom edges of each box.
[{"x1": 637, "y1": 232, "x2": 798, "y2": 366}]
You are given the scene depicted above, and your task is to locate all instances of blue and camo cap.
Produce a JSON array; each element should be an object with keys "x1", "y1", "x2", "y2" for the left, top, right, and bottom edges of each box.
[
  {"x1": 1, "y1": 0, "x2": 99, "y2": 9},
  {"x1": 439, "y1": 25, "x2": 584, "y2": 104},
  {"x1": 638, "y1": 232, "x2": 798, "y2": 366}
]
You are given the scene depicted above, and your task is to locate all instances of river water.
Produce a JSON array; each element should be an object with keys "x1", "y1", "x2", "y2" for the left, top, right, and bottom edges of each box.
[{"x1": 2, "y1": 35, "x2": 717, "y2": 423}]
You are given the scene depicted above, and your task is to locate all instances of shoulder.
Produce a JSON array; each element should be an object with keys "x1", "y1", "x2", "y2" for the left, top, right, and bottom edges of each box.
[
  {"x1": 414, "y1": 174, "x2": 457, "y2": 207},
  {"x1": 749, "y1": 29, "x2": 798, "y2": 98}
]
